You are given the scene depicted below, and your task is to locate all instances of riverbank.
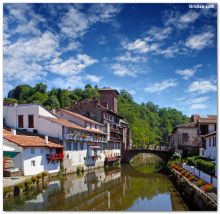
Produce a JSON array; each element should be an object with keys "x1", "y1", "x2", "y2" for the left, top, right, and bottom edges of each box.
[{"x1": 170, "y1": 168, "x2": 217, "y2": 211}]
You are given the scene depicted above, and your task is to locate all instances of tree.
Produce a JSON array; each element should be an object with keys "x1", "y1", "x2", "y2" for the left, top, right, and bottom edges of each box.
[
  {"x1": 28, "y1": 92, "x2": 48, "y2": 105},
  {"x1": 34, "y1": 83, "x2": 47, "y2": 94},
  {"x1": 44, "y1": 95, "x2": 60, "y2": 110},
  {"x1": 57, "y1": 89, "x2": 71, "y2": 108},
  {"x1": 8, "y1": 85, "x2": 33, "y2": 102}
]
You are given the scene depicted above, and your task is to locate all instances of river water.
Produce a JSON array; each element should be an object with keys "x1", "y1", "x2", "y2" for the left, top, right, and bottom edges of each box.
[{"x1": 4, "y1": 163, "x2": 188, "y2": 211}]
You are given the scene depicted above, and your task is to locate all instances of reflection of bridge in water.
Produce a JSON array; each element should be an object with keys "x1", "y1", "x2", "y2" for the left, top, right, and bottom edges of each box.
[{"x1": 121, "y1": 146, "x2": 174, "y2": 164}]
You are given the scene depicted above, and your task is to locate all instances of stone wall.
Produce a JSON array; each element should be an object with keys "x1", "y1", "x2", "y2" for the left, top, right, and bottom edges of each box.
[{"x1": 170, "y1": 169, "x2": 217, "y2": 211}]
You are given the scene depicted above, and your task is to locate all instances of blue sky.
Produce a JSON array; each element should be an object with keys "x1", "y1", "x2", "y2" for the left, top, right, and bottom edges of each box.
[{"x1": 3, "y1": 3, "x2": 217, "y2": 116}]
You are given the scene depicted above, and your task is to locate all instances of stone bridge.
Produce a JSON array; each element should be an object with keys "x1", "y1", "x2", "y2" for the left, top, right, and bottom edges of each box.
[{"x1": 121, "y1": 147, "x2": 174, "y2": 164}]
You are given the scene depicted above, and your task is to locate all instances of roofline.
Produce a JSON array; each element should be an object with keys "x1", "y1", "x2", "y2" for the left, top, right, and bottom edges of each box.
[
  {"x1": 202, "y1": 131, "x2": 216, "y2": 138},
  {"x1": 58, "y1": 109, "x2": 103, "y2": 125},
  {"x1": 98, "y1": 88, "x2": 119, "y2": 95}
]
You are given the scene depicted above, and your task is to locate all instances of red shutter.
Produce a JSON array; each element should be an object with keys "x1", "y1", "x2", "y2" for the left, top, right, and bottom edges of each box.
[
  {"x1": 18, "y1": 115, "x2": 24, "y2": 128},
  {"x1": 28, "y1": 115, "x2": 34, "y2": 128}
]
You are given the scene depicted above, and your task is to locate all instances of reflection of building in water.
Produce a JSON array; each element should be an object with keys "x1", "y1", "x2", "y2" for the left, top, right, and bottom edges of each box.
[{"x1": 22, "y1": 180, "x2": 61, "y2": 210}]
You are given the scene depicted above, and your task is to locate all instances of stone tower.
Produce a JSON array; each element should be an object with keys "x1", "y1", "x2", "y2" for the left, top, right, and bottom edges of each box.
[{"x1": 98, "y1": 88, "x2": 119, "y2": 112}]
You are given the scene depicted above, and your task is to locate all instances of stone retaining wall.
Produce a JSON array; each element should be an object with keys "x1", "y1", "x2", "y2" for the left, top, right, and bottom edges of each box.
[{"x1": 170, "y1": 169, "x2": 217, "y2": 211}]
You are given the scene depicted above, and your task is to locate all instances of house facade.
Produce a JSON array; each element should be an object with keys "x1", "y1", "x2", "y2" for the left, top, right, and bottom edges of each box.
[
  {"x1": 70, "y1": 88, "x2": 132, "y2": 164},
  {"x1": 3, "y1": 128, "x2": 63, "y2": 176},
  {"x1": 200, "y1": 131, "x2": 217, "y2": 160},
  {"x1": 170, "y1": 114, "x2": 217, "y2": 156},
  {"x1": 3, "y1": 104, "x2": 108, "y2": 173},
  {"x1": 170, "y1": 122, "x2": 198, "y2": 155}
]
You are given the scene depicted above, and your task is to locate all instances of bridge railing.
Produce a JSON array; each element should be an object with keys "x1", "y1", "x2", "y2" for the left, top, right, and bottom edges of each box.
[{"x1": 127, "y1": 146, "x2": 173, "y2": 152}]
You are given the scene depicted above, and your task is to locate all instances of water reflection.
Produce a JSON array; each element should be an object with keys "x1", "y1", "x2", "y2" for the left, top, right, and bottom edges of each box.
[
  {"x1": 4, "y1": 165, "x2": 188, "y2": 211},
  {"x1": 130, "y1": 153, "x2": 164, "y2": 174}
]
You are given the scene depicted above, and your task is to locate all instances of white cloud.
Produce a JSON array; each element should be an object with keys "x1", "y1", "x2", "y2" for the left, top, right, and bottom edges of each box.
[
  {"x1": 111, "y1": 63, "x2": 137, "y2": 77},
  {"x1": 144, "y1": 79, "x2": 178, "y2": 93},
  {"x1": 185, "y1": 31, "x2": 215, "y2": 50},
  {"x1": 191, "y1": 96, "x2": 209, "y2": 104},
  {"x1": 178, "y1": 11, "x2": 200, "y2": 29},
  {"x1": 176, "y1": 64, "x2": 202, "y2": 80},
  {"x1": 115, "y1": 52, "x2": 147, "y2": 63},
  {"x1": 164, "y1": 10, "x2": 200, "y2": 29},
  {"x1": 190, "y1": 103, "x2": 208, "y2": 110},
  {"x1": 145, "y1": 26, "x2": 172, "y2": 41},
  {"x1": 187, "y1": 80, "x2": 217, "y2": 93},
  {"x1": 123, "y1": 39, "x2": 159, "y2": 54},
  {"x1": 59, "y1": 7, "x2": 89, "y2": 39},
  {"x1": 48, "y1": 54, "x2": 97, "y2": 76},
  {"x1": 85, "y1": 74, "x2": 102, "y2": 83}
]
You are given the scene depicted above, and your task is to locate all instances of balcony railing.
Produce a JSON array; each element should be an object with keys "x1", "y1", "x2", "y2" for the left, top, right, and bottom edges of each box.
[
  {"x1": 46, "y1": 153, "x2": 64, "y2": 161},
  {"x1": 64, "y1": 134, "x2": 107, "y2": 143}
]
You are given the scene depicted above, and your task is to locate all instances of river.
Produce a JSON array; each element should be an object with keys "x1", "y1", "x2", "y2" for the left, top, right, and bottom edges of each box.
[{"x1": 4, "y1": 162, "x2": 189, "y2": 211}]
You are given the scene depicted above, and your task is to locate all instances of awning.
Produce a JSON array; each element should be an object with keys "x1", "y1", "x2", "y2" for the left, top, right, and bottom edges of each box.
[{"x1": 90, "y1": 146, "x2": 101, "y2": 149}]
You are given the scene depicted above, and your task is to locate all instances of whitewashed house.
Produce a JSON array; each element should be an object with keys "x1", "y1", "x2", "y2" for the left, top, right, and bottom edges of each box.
[
  {"x1": 3, "y1": 129, "x2": 63, "y2": 176},
  {"x1": 3, "y1": 104, "x2": 108, "y2": 173},
  {"x1": 200, "y1": 131, "x2": 217, "y2": 160}
]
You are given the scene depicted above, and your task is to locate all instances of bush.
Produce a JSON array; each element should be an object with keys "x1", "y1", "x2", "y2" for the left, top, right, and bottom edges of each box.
[
  {"x1": 180, "y1": 169, "x2": 186, "y2": 175},
  {"x1": 41, "y1": 171, "x2": 48, "y2": 177},
  {"x1": 184, "y1": 171, "x2": 190, "y2": 177},
  {"x1": 3, "y1": 186, "x2": 11, "y2": 194},
  {"x1": 31, "y1": 176, "x2": 38, "y2": 183},
  {"x1": 196, "y1": 179, "x2": 205, "y2": 187},
  {"x1": 204, "y1": 183, "x2": 214, "y2": 192},
  {"x1": 37, "y1": 174, "x2": 42, "y2": 179},
  {"x1": 15, "y1": 183, "x2": 24, "y2": 189},
  {"x1": 186, "y1": 157, "x2": 196, "y2": 166},
  {"x1": 188, "y1": 175, "x2": 195, "y2": 182}
]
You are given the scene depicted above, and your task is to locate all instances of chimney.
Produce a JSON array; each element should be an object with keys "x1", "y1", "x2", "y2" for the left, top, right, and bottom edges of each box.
[
  {"x1": 11, "y1": 129, "x2": 16, "y2": 135},
  {"x1": 45, "y1": 136, "x2": 48, "y2": 144}
]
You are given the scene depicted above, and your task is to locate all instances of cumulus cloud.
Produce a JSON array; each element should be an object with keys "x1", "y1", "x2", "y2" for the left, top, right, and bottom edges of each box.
[
  {"x1": 185, "y1": 31, "x2": 215, "y2": 50},
  {"x1": 190, "y1": 103, "x2": 208, "y2": 110},
  {"x1": 176, "y1": 64, "x2": 202, "y2": 80},
  {"x1": 115, "y1": 52, "x2": 147, "y2": 63},
  {"x1": 187, "y1": 80, "x2": 217, "y2": 93},
  {"x1": 144, "y1": 79, "x2": 178, "y2": 93},
  {"x1": 85, "y1": 74, "x2": 102, "y2": 83},
  {"x1": 111, "y1": 63, "x2": 139, "y2": 77},
  {"x1": 48, "y1": 54, "x2": 97, "y2": 76}
]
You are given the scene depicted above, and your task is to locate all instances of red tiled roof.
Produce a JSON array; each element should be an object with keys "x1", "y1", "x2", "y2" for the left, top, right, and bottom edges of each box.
[
  {"x1": 3, "y1": 129, "x2": 63, "y2": 148},
  {"x1": 58, "y1": 109, "x2": 102, "y2": 125},
  {"x1": 198, "y1": 117, "x2": 217, "y2": 124},
  {"x1": 40, "y1": 116, "x2": 107, "y2": 135}
]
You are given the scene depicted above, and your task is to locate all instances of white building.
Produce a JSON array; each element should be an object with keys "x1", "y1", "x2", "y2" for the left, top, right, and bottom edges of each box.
[
  {"x1": 3, "y1": 129, "x2": 63, "y2": 176},
  {"x1": 200, "y1": 131, "x2": 217, "y2": 160},
  {"x1": 3, "y1": 104, "x2": 108, "y2": 173}
]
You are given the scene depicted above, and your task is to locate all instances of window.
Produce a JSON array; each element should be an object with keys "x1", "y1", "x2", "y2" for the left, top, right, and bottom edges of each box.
[
  {"x1": 182, "y1": 133, "x2": 188, "y2": 142},
  {"x1": 66, "y1": 143, "x2": 71, "y2": 151},
  {"x1": 18, "y1": 115, "x2": 24, "y2": 128},
  {"x1": 86, "y1": 112, "x2": 90, "y2": 117},
  {"x1": 31, "y1": 148, "x2": 35, "y2": 154},
  {"x1": 40, "y1": 148, "x2": 44, "y2": 154},
  {"x1": 209, "y1": 138, "x2": 212, "y2": 147},
  {"x1": 74, "y1": 143, "x2": 78, "y2": 151},
  {"x1": 213, "y1": 137, "x2": 216, "y2": 147},
  {"x1": 80, "y1": 143, "x2": 84, "y2": 150},
  {"x1": 31, "y1": 160, "x2": 36, "y2": 166},
  {"x1": 28, "y1": 115, "x2": 34, "y2": 128}
]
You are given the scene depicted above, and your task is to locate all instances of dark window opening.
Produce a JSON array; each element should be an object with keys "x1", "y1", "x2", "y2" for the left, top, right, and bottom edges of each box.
[
  {"x1": 18, "y1": 115, "x2": 24, "y2": 128},
  {"x1": 28, "y1": 115, "x2": 34, "y2": 128}
]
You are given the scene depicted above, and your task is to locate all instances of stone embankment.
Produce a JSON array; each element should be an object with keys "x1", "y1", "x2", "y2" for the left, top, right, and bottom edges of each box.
[{"x1": 170, "y1": 169, "x2": 217, "y2": 211}]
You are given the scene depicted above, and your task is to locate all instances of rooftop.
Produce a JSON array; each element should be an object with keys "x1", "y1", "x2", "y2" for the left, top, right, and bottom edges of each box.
[
  {"x1": 3, "y1": 129, "x2": 63, "y2": 148},
  {"x1": 98, "y1": 87, "x2": 119, "y2": 95},
  {"x1": 58, "y1": 109, "x2": 102, "y2": 125},
  {"x1": 202, "y1": 131, "x2": 216, "y2": 138},
  {"x1": 40, "y1": 116, "x2": 107, "y2": 135}
]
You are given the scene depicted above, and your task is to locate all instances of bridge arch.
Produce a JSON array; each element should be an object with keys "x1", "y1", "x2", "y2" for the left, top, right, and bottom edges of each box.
[{"x1": 121, "y1": 148, "x2": 174, "y2": 164}]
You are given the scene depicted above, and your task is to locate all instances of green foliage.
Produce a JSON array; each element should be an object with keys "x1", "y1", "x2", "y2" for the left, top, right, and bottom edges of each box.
[
  {"x1": 118, "y1": 90, "x2": 188, "y2": 146},
  {"x1": 3, "y1": 186, "x2": 11, "y2": 193},
  {"x1": 31, "y1": 176, "x2": 38, "y2": 183},
  {"x1": 44, "y1": 95, "x2": 60, "y2": 110},
  {"x1": 3, "y1": 98, "x2": 18, "y2": 104},
  {"x1": 186, "y1": 156, "x2": 215, "y2": 175},
  {"x1": 15, "y1": 183, "x2": 24, "y2": 189},
  {"x1": 41, "y1": 171, "x2": 48, "y2": 177}
]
